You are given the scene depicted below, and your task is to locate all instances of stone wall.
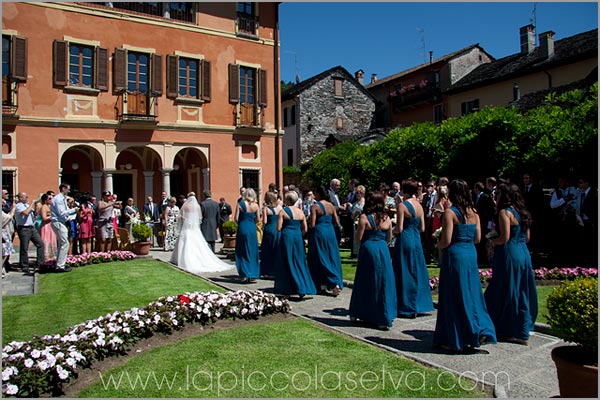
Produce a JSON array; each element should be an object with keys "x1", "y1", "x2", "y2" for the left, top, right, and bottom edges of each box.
[{"x1": 297, "y1": 70, "x2": 376, "y2": 164}]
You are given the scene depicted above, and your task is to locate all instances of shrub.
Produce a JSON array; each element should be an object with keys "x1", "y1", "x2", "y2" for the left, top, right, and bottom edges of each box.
[
  {"x1": 546, "y1": 277, "x2": 598, "y2": 354},
  {"x1": 222, "y1": 220, "x2": 238, "y2": 235},
  {"x1": 131, "y1": 223, "x2": 153, "y2": 241}
]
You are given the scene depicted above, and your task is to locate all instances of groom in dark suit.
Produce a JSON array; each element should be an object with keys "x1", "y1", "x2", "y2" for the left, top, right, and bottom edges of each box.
[
  {"x1": 143, "y1": 196, "x2": 161, "y2": 246},
  {"x1": 201, "y1": 190, "x2": 220, "y2": 253}
]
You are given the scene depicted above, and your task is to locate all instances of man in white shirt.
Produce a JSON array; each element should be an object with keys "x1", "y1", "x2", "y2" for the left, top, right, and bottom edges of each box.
[
  {"x1": 50, "y1": 183, "x2": 79, "y2": 272},
  {"x1": 15, "y1": 192, "x2": 44, "y2": 273}
]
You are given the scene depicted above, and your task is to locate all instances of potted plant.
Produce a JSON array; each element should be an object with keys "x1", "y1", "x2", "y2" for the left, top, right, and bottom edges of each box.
[
  {"x1": 546, "y1": 277, "x2": 598, "y2": 398},
  {"x1": 222, "y1": 220, "x2": 238, "y2": 249},
  {"x1": 131, "y1": 223, "x2": 153, "y2": 255}
]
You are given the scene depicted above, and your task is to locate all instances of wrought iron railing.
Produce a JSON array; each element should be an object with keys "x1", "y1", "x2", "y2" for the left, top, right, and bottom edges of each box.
[
  {"x1": 236, "y1": 13, "x2": 258, "y2": 36},
  {"x1": 114, "y1": 91, "x2": 158, "y2": 122}
]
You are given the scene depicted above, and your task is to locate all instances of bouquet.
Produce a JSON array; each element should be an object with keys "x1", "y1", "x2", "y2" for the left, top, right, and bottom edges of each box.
[{"x1": 485, "y1": 230, "x2": 499, "y2": 240}]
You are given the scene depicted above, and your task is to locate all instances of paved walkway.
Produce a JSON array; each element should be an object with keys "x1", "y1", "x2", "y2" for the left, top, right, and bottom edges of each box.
[{"x1": 3, "y1": 244, "x2": 563, "y2": 397}]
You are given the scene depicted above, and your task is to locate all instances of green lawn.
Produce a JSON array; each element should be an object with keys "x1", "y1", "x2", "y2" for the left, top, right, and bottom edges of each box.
[
  {"x1": 4, "y1": 258, "x2": 487, "y2": 398},
  {"x1": 79, "y1": 318, "x2": 485, "y2": 398},
  {"x1": 2, "y1": 260, "x2": 223, "y2": 345}
]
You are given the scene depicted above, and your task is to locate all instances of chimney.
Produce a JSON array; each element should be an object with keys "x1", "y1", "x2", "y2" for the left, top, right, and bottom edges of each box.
[
  {"x1": 519, "y1": 24, "x2": 535, "y2": 55},
  {"x1": 355, "y1": 69, "x2": 364, "y2": 85},
  {"x1": 539, "y1": 31, "x2": 555, "y2": 58},
  {"x1": 370, "y1": 73, "x2": 378, "y2": 84}
]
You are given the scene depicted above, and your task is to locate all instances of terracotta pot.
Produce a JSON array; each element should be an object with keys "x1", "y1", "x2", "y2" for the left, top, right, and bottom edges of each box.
[
  {"x1": 133, "y1": 241, "x2": 151, "y2": 255},
  {"x1": 551, "y1": 345, "x2": 598, "y2": 398},
  {"x1": 223, "y1": 236, "x2": 236, "y2": 249}
]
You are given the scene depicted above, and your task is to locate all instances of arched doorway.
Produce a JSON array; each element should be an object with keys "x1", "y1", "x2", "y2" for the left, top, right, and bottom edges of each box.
[
  {"x1": 60, "y1": 145, "x2": 103, "y2": 198},
  {"x1": 114, "y1": 146, "x2": 161, "y2": 207},
  {"x1": 171, "y1": 148, "x2": 208, "y2": 198}
]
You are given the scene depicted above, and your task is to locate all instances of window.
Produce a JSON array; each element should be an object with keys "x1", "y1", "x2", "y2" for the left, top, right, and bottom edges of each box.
[
  {"x1": 2, "y1": 34, "x2": 27, "y2": 109},
  {"x1": 336, "y1": 116, "x2": 344, "y2": 130},
  {"x1": 236, "y1": 2, "x2": 258, "y2": 37},
  {"x1": 113, "y1": 48, "x2": 162, "y2": 117},
  {"x1": 461, "y1": 99, "x2": 480, "y2": 116},
  {"x1": 283, "y1": 107, "x2": 288, "y2": 127},
  {"x1": 290, "y1": 105, "x2": 296, "y2": 125},
  {"x1": 53, "y1": 40, "x2": 107, "y2": 91},
  {"x1": 287, "y1": 149, "x2": 293, "y2": 166},
  {"x1": 166, "y1": 55, "x2": 211, "y2": 101},
  {"x1": 242, "y1": 169, "x2": 260, "y2": 192},
  {"x1": 334, "y1": 78, "x2": 343, "y2": 97},
  {"x1": 69, "y1": 44, "x2": 93, "y2": 87},
  {"x1": 434, "y1": 104, "x2": 444, "y2": 124},
  {"x1": 229, "y1": 64, "x2": 268, "y2": 127}
]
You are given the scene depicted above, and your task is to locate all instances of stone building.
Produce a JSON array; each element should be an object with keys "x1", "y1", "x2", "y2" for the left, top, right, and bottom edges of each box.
[{"x1": 281, "y1": 66, "x2": 378, "y2": 166}]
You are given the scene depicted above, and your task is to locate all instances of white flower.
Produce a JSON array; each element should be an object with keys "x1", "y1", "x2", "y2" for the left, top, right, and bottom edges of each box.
[
  {"x1": 5, "y1": 384, "x2": 18, "y2": 395},
  {"x1": 24, "y1": 359, "x2": 34, "y2": 368},
  {"x1": 37, "y1": 360, "x2": 49, "y2": 371},
  {"x1": 3, "y1": 345, "x2": 13, "y2": 353},
  {"x1": 30, "y1": 349, "x2": 41, "y2": 359},
  {"x1": 66, "y1": 357, "x2": 77, "y2": 367},
  {"x1": 56, "y1": 365, "x2": 69, "y2": 380}
]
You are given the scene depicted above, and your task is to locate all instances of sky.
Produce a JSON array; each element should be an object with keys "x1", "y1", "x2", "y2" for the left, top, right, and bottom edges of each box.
[{"x1": 278, "y1": 1, "x2": 599, "y2": 84}]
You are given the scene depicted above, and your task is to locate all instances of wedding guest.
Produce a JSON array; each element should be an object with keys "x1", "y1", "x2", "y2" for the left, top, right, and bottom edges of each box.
[
  {"x1": 349, "y1": 185, "x2": 366, "y2": 257},
  {"x1": 218, "y1": 197, "x2": 233, "y2": 242},
  {"x1": 392, "y1": 179, "x2": 434, "y2": 318},
  {"x1": 50, "y1": 183, "x2": 79, "y2": 272},
  {"x1": 66, "y1": 197, "x2": 79, "y2": 255},
  {"x1": 259, "y1": 191, "x2": 281, "y2": 278},
  {"x1": 307, "y1": 185, "x2": 343, "y2": 296},
  {"x1": 97, "y1": 190, "x2": 119, "y2": 253},
  {"x1": 485, "y1": 183, "x2": 537, "y2": 345},
  {"x1": 235, "y1": 188, "x2": 260, "y2": 282},
  {"x1": 15, "y1": 192, "x2": 44, "y2": 273},
  {"x1": 275, "y1": 190, "x2": 316, "y2": 298},
  {"x1": 349, "y1": 191, "x2": 397, "y2": 331},
  {"x1": 163, "y1": 197, "x2": 180, "y2": 251},
  {"x1": 124, "y1": 197, "x2": 140, "y2": 239},
  {"x1": 77, "y1": 193, "x2": 95, "y2": 255},
  {"x1": 433, "y1": 179, "x2": 496, "y2": 353},
  {"x1": 39, "y1": 193, "x2": 57, "y2": 261},
  {"x1": 2, "y1": 201, "x2": 16, "y2": 278}
]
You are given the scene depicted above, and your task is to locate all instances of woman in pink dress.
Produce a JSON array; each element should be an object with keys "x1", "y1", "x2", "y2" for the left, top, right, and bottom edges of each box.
[
  {"x1": 78, "y1": 194, "x2": 95, "y2": 254},
  {"x1": 39, "y1": 193, "x2": 57, "y2": 261}
]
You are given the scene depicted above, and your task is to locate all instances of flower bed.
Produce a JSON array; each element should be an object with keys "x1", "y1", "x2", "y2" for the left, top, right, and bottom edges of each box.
[
  {"x1": 39, "y1": 251, "x2": 137, "y2": 271},
  {"x1": 2, "y1": 290, "x2": 290, "y2": 397},
  {"x1": 429, "y1": 267, "x2": 598, "y2": 291}
]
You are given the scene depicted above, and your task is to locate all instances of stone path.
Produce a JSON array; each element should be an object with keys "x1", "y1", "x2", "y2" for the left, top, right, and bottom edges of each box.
[{"x1": 3, "y1": 244, "x2": 563, "y2": 397}]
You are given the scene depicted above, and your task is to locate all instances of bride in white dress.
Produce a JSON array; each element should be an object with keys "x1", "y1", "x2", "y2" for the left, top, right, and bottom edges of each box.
[{"x1": 170, "y1": 192, "x2": 233, "y2": 273}]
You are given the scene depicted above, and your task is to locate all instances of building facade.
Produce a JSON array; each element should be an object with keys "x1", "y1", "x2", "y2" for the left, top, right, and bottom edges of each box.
[
  {"x1": 444, "y1": 26, "x2": 598, "y2": 117},
  {"x1": 366, "y1": 45, "x2": 494, "y2": 129},
  {"x1": 281, "y1": 66, "x2": 377, "y2": 166},
  {"x1": 2, "y1": 2, "x2": 281, "y2": 206}
]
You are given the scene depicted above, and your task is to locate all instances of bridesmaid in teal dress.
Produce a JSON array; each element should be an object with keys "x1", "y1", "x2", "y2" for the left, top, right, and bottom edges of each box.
[
  {"x1": 485, "y1": 183, "x2": 537, "y2": 345},
  {"x1": 392, "y1": 179, "x2": 434, "y2": 317},
  {"x1": 433, "y1": 179, "x2": 496, "y2": 352},
  {"x1": 349, "y1": 192, "x2": 397, "y2": 330},
  {"x1": 260, "y1": 191, "x2": 281, "y2": 277},
  {"x1": 235, "y1": 188, "x2": 260, "y2": 282},
  {"x1": 307, "y1": 185, "x2": 343, "y2": 296},
  {"x1": 274, "y1": 190, "x2": 316, "y2": 298}
]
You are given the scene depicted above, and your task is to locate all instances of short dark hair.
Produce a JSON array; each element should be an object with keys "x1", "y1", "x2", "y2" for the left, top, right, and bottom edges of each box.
[{"x1": 59, "y1": 183, "x2": 70, "y2": 191}]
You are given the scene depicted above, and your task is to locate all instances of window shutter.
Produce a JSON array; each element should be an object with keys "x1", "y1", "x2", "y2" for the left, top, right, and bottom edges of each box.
[
  {"x1": 95, "y1": 47, "x2": 108, "y2": 91},
  {"x1": 228, "y1": 63, "x2": 239, "y2": 104},
  {"x1": 166, "y1": 54, "x2": 178, "y2": 99},
  {"x1": 201, "y1": 59, "x2": 211, "y2": 102},
  {"x1": 11, "y1": 36, "x2": 27, "y2": 81},
  {"x1": 259, "y1": 69, "x2": 267, "y2": 107},
  {"x1": 53, "y1": 40, "x2": 68, "y2": 87},
  {"x1": 113, "y1": 47, "x2": 126, "y2": 92},
  {"x1": 151, "y1": 53, "x2": 162, "y2": 96}
]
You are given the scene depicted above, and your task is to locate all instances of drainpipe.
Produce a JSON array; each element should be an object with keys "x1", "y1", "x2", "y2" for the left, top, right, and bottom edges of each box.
[{"x1": 274, "y1": 5, "x2": 281, "y2": 190}]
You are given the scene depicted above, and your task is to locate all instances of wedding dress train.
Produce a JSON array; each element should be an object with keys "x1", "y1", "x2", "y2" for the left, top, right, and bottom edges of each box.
[{"x1": 170, "y1": 194, "x2": 233, "y2": 273}]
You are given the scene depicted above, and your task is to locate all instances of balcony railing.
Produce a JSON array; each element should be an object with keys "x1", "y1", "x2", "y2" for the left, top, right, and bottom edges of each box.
[
  {"x1": 236, "y1": 13, "x2": 258, "y2": 37},
  {"x1": 115, "y1": 91, "x2": 158, "y2": 123},
  {"x1": 78, "y1": 2, "x2": 195, "y2": 23},
  {"x1": 390, "y1": 82, "x2": 441, "y2": 109}
]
